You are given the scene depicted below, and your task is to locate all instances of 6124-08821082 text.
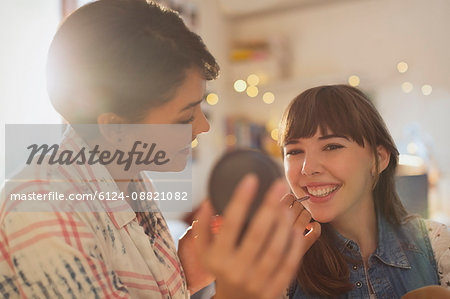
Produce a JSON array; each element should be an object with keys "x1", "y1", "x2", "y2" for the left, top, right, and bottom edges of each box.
[{"x1": 8, "y1": 191, "x2": 188, "y2": 201}]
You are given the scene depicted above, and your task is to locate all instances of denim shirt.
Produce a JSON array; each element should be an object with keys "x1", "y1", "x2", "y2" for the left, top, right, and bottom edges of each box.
[{"x1": 290, "y1": 214, "x2": 440, "y2": 298}]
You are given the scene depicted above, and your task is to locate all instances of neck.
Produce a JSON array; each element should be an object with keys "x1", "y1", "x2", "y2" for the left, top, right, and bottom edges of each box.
[
  {"x1": 331, "y1": 197, "x2": 378, "y2": 264},
  {"x1": 114, "y1": 179, "x2": 134, "y2": 195},
  {"x1": 84, "y1": 137, "x2": 137, "y2": 196}
]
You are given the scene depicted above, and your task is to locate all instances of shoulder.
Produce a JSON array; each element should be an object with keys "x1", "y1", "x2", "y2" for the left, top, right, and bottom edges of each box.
[
  {"x1": 1, "y1": 210, "x2": 96, "y2": 238},
  {"x1": 424, "y1": 219, "x2": 449, "y2": 237},
  {"x1": 424, "y1": 219, "x2": 450, "y2": 288},
  {"x1": 424, "y1": 219, "x2": 450, "y2": 254}
]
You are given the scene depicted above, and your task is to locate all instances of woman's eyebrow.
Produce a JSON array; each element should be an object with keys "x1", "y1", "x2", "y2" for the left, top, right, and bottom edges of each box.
[
  {"x1": 284, "y1": 140, "x2": 299, "y2": 146},
  {"x1": 318, "y1": 134, "x2": 349, "y2": 140},
  {"x1": 283, "y1": 134, "x2": 349, "y2": 146},
  {"x1": 179, "y1": 98, "x2": 203, "y2": 112}
]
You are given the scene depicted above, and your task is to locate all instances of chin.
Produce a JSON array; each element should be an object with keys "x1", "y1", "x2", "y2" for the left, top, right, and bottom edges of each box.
[
  {"x1": 158, "y1": 157, "x2": 189, "y2": 172},
  {"x1": 155, "y1": 163, "x2": 187, "y2": 172},
  {"x1": 169, "y1": 161, "x2": 188, "y2": 172},
  {"x1": 308, "y1": 210, "x2": 336, "y2": 224}
]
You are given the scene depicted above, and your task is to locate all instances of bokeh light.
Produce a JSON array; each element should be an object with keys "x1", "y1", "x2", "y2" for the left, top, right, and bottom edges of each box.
[
  {"x1": 263, "y1": 92, "x2": 275, "y2": 104},
  {"x1": 270, "y1": 128, "x2": 278, "y2": 141},
  {"x1": 191, "y1": 138, "x2": 198, "y2": 148},
  {"x1": 234, "y1": 79, "x2": 247, "y2": 92},
  {"x1": 421, "y1": 84, "x2": 432, "y2": 96},
  {"x1": 397, "y1": 61, "x2": 408, "y2": 73},
  {"x1": 246, "y1": 86, "x2": 259, "y2": 97},
  {"x1": 401, "y1": 82, "x2": 413, "y2": 93},
  {"x1": 348, "y1": 75, "x2": 360, "y2": 87},
  {"x1": 247, "y1": 74, "x2": 260, "y2": 86},
  {"x1": 206, "y1": 93, "x2": 219, "y2": 105}
]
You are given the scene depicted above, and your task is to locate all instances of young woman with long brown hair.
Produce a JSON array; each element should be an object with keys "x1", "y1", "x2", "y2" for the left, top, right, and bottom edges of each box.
[{"x1": 279, "y1": 85, "x2": 449, "y2": 298}]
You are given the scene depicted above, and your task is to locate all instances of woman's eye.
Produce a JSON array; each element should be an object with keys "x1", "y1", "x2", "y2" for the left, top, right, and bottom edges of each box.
[
  {"x1": 285, "y1": 149, "x2": 304, "y2": 156},
  {"x1": 179, "y1": 116, "x2": 195, "y2": 124},
  {"x1": 324, "y1": 144, "x2": 344, "y2": 151}
]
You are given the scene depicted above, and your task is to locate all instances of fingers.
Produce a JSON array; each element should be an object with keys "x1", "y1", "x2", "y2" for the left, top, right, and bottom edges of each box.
[
  {"x1": 261, "y1": 230, "x2": 304, "y2": 299},
  {"x1": 303, "y1": 221, "x2": 321, "y2": 249},
  {"x1": 178, "y1": 224, "x2": 193, "y2": 247},
  {"x1": 292, "y1": 208, "x2": 312, "y2": 238},
  {"x1": 195, "y1": 175, "x2": 320, "y2": 299},
  {"x1": 192, "y1": 201, "x2": 214, "y2": 259},
  {"x1": 259, "y1": 221, "x2": 321, "y2": 299},
  {"x1": 240, "y1": 184, "x2": 310, "y2": 295},
  {"x1": 280, "y1": 193, "x2": 311, "y2": 234},
  {"x1": 294, "y1": 221, "x2": 322, "y2": 263},
  {"x1": 194, "y1": 174, "x2": 260, "y2": 273},
  {"x1": 281, "y1": 192, "x2": 305, "y2": 216},
  {"x1": 280, "y1": 193, "x2": 295, "y2": 206},
  {"x1": 280, "y1": 193, "x2": 297, "y2": 212},
  {"x1": 245, "y1": 209, "x2": 294, "y2": 293},
  {"x1": 217, "y1": 174, "x2": 259, "y2": 251},
  {"x1": 234, "y1": 180, "x2": 288, "y2": 273},
  {"x1": 251, "y1": 209, "x2": 319, "y2": 298}
]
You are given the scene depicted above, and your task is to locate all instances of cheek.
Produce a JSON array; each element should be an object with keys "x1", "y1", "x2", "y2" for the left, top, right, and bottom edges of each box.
[
  {"x1": 328, "y1": 152, "x2": 370, "y2": 178},
  {"x1": 284, "y1": 159, "x2": 303, "y2": 196},
  {"x1": 284, "y1": 159, "x2": 296, "y2": 181},
  {"x1": 337, "y1": 156, "x2": 373, "y2": 190}
]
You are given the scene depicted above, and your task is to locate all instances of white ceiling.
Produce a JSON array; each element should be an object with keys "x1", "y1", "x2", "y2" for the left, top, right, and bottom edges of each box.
[{"x1": 217, "y1": 0, "x2": 344, "y2": 18}]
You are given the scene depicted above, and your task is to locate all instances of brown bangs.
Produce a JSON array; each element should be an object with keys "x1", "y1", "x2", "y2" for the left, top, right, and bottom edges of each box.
[
  {"x1": 280, "y1": 84, "x2": 406, "y2": 298},
  {"x1": 279, "y1": 85, "x2": 379, "y2": 149}
]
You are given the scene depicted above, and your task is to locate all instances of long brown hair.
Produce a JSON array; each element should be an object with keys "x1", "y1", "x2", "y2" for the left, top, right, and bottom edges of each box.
[{"x1": 278, "y1": 85, "x2": 408, "y2": 296}]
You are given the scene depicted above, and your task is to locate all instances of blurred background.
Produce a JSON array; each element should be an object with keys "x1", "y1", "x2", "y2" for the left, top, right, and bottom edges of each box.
[{"x1": 1, "y1": 0, "x2": 449, "y2": 226}]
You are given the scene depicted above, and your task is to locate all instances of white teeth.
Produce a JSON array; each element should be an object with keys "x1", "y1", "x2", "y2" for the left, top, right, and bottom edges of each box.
[{"x1": 306, "y1": 185, "x2": 338, "y2": 197}]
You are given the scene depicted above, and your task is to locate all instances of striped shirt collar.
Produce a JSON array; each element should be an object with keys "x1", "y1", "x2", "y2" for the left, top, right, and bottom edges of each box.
[{"x1": 62, "y1": 126, "x2": 136, "y2": 229}]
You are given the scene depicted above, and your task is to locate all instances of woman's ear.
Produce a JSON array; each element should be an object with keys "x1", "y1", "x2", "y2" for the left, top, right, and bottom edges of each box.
[
  {"x1": 97, "y1": 112, "x2": 125, "y2": 125},
  {"x1": 97, "y1": 113, "x2": 126, "y2": 143},
  {"x1": 375, "y1": 145, "x2": 390, "y2": 174}
]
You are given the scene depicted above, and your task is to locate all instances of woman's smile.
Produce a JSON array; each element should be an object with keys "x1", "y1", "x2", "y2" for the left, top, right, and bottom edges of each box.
[{"x1": 302, "y1": 183, "x2": 341, "y2": 203}]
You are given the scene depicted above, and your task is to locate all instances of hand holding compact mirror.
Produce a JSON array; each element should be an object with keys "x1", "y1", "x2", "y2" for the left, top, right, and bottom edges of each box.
[{"x1": 208, "y1": 149, "x2": 283, "y2": 239}]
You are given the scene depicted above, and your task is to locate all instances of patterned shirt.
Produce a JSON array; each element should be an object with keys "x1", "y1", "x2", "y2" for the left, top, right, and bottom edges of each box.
[{"x1": 0, "y1": 128, "x2": 189, "y2": 298}]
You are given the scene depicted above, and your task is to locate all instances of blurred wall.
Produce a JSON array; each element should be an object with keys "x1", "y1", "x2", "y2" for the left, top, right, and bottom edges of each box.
[
  {"x1": 1, "y1": 0, "x2": 448, "y2": 220},
  {"x1": 0, "y1": 0, "x2": 61, "y2": 183},
  {"x1": 217, "y1": 0, "x2": 450, "y2": 218}
]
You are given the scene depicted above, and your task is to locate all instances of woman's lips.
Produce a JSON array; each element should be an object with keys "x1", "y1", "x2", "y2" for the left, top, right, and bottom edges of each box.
[
  {"x1": 302, "y1": 184, "x2": 341, "y2": 203},
  {"x1": 178, "y1": 146, "x2": 191, "y2": 155}
]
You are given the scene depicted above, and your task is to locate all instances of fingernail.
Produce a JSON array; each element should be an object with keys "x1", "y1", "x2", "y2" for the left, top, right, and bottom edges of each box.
[
  {"x1": 243, "y1": 173, "x2": 258, "y2": 187},
  {"x1": 210, "y1": 215, "x2": 223, "y2": 234}
]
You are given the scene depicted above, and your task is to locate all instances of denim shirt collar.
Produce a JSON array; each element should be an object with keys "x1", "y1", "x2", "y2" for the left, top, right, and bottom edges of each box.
[{"x1": 333, "y1": 211, "x2": 411, "y2": 269}]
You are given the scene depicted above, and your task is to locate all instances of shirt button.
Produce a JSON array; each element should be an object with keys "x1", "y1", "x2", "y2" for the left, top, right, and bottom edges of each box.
[
  {"x1": 355, "y1": 281, "x2": 362, "y2": 288},
  {"x1": 352, "y1": 265, "x2": 358, "y2": 271}
]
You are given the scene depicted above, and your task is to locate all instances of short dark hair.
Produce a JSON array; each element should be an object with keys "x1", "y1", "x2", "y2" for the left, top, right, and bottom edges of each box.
[{"x1": 47, "y1": 0, "x2": 219, "y2": 123}]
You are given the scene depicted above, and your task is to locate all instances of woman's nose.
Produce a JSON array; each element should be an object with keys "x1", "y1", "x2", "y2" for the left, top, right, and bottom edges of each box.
[
  {"x1": 301, "y1": 153, "x2": 322, "y2": 176},
  {"x1": 193, "y1": 110, "x2": 210, "y2": 137}
]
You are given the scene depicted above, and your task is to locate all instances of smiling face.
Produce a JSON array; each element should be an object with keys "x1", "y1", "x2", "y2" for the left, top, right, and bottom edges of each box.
[
  {"x1": 284, "y1": 129, "x2": 378, "y2": 225},
  {"x1": 279, "y1": 85, "x2": 400, "y2": 226}
]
